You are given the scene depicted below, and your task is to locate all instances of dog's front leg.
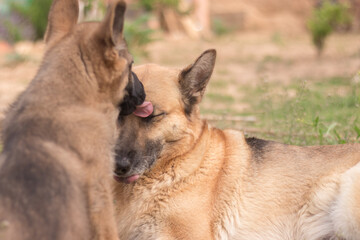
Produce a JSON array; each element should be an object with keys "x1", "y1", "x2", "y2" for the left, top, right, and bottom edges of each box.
[{"x1": 88, "y1": 176, "x2": 119, "y2": 240}]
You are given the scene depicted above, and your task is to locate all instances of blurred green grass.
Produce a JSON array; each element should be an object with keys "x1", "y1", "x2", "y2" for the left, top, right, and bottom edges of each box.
[{"x1": 203, "y1": 74, "x2": 360, "y2": 145}]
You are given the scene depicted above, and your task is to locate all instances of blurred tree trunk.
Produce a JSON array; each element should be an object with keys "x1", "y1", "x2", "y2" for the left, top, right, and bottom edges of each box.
[
  {"x1": 159, "y1": 0, "x2": 211, "y2": 39},
  {"x1": 348, "y1": 0, "x2": 360, "y2": 31},
  {"x1": 193, "y1": 0, "x2": 211, "y2": 37}
]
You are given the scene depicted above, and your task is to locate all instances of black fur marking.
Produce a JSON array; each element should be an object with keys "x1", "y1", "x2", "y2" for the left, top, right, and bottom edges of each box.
[
  {"x1": 79, "y1": 47, "x2": 90, "y2": 77},
  {"x1": 143, "y1": 139, "x2": 163, "y2": 168},
  {"x1": 179, "y1": 67, "x2": 197, "y2": 117},
  {"x1": 182, "y1": 95, "x2": 197, "y2": 117},
  {"x1": 119, "y1": 71, "x2": 145, "y2": 116},
  {"x1": 114, "y1": 127, "x2": 163, "y2": 176},
  {"x1": 245, "y1": 137, "x2": 270, "y2": 162}
]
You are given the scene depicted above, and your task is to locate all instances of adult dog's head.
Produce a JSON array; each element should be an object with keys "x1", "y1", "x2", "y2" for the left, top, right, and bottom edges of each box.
[
  {"x1": 44, "y1": 0, "x2": 145, "y2": 113},
  {"x1": 114, "y1": 50, "x2": 216, "y2": 183}
]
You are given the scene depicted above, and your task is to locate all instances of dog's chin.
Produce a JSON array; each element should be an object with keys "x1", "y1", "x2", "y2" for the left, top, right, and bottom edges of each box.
[
  {"x1": 112, "y1": 156, "x2": 158, "y2": 184},
  {"x1": 113, "y1": 174, "x2": 140, "y2": 184}
]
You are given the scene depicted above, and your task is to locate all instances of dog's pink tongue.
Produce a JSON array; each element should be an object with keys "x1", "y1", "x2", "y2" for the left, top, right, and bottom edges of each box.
[
  {"x1": 133, "y1": 101, "x2": 153, "y2": 117},
  {"x1": 125, "y1": 175, "x2": 139, "y2": 183}
]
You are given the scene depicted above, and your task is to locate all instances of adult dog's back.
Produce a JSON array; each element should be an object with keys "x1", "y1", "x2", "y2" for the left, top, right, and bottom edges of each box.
[
  {"x1": 0, "y1": 0, "x2": 144, "y2": 239},
  {"x1": 112, "y1": 50, "x2": 360, "y2": 239}
]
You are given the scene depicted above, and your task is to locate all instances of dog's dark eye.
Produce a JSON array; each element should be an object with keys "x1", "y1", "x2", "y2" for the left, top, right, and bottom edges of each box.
[{"x1": 143, "y1": 112, "x2": 166, "y2": 123}]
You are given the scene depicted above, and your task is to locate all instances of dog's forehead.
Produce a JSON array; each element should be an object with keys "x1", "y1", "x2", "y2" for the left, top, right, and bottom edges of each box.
[{"x1": 134, "y1": 64, "x2": 181, "y2": 108}]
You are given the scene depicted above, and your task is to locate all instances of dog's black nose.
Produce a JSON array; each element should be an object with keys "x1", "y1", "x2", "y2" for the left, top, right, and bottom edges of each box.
[{"x1": 115, "y1": 157, "x2": 131, "y2": 175}]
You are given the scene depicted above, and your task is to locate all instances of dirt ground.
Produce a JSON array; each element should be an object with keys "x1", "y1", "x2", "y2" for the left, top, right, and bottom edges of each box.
[{"x1": 0, "y1": 32, "x2": 359, "y2": 129}]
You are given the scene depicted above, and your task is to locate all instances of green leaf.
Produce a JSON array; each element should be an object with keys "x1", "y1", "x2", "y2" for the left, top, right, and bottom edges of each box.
[
  {"x1": 313, "y1": 116, "x2": 319, "y2": 128},
  {"x1": 354, "y1": 125, "x2": 360, "y2": 139}
]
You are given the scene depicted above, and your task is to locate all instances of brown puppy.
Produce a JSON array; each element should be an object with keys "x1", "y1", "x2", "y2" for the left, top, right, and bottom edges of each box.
[
  {"x1": 0, "y1": 0, "x2": 144, "y2": 239},
  {"x1": 113, "y1": 50, "x2": 360, "y2": 240}
]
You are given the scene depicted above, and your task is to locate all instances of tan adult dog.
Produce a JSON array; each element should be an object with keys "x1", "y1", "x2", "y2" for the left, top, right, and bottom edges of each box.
[
  {"x1": 0, "y1": 0, "x2": 145, "y2": 239},
  {"x1": 113, "y1": 50, "x2": 360, "y2": 240}
]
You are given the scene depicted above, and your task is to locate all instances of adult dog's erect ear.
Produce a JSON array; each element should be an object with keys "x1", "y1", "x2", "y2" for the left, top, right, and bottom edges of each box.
[
  {"x1": 44, "y1": 0, "x2": 79, "y2": 47},
  {"x1": 179, "y1": 49, "x2": 216, "y2": 116},
  {"x1": 99, "y1": 0, "x2": 126, "y2": 48}
]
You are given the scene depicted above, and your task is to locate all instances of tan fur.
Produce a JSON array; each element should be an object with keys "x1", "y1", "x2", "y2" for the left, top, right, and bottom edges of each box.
[
  {"x1": 0, "y1": 0, "x2": 137, "y2": 239},
  {"x1": 113, "y1": 52, "x2": 360, "y2": 240}
]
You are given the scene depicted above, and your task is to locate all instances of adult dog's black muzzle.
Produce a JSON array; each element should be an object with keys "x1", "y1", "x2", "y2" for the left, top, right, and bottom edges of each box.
[{"x1": 119, "y1": 71, "x2": 146, "y2": 116}]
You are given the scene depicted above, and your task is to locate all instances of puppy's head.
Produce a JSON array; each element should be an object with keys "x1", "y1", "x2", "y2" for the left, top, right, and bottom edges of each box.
[
  {"x1": 44, "y1": 0, "x2": 145, "y2": 110},
  {"x1": 114, "y1": 50, "x2": 216, "y2": 183}
]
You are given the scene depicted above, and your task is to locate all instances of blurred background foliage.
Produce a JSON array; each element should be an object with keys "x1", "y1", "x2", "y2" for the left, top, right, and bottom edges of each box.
[
  {"x1": 0, "y1": 0, "x2": 51, "y2": 42},
  {"x1": 0, "y1": 0, "x2": 212, "y2": 55},
  {"x1": 9, "y1": 0, "x2": 52, "y2": 40},
  {"x1": 139, "y1": 0, "x2": 179, "y2": 12},
  {"x1": 1, "y1": 0, "x2": 359, "y2": 55},
  {"x1": 308, "y1": 0, "x2": 352, "y2": 55},
  {"x1": 123, "y1": 14, "x2": 155, "y2": 58}
]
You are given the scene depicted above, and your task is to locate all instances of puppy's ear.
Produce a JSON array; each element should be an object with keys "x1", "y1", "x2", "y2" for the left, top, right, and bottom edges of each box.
[
  {"x1": 99, "y1": 0, "x2": 126, "y2": 49},
  {"x1": 44, "y1": 0, "x2": 79, "y2": 46},
  {"x1": 179, "y1": 49, "x2": 216, "y2": 116}
]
